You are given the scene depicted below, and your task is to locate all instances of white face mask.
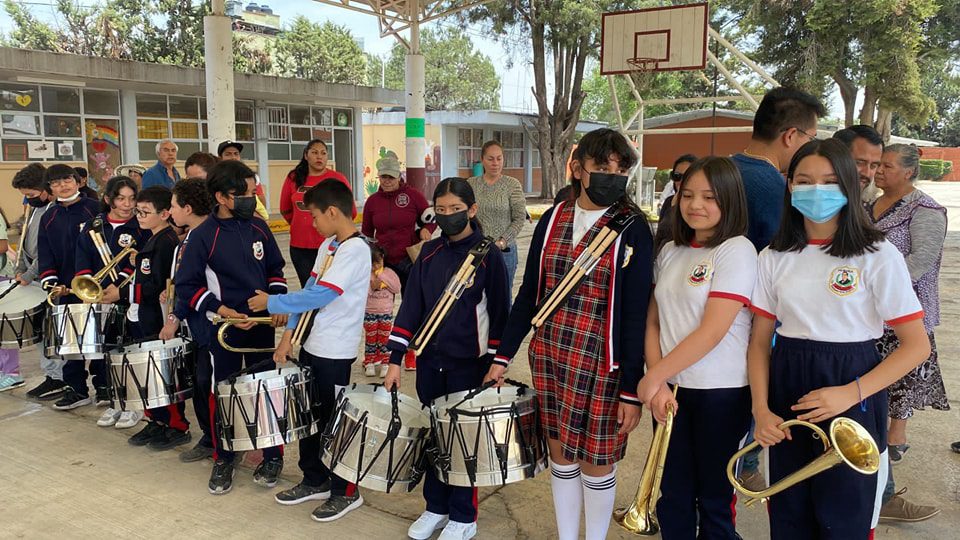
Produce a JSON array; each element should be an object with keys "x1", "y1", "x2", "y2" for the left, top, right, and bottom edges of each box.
[{"x1": 57, "y1": 192, "x2": 81, "y2": 203}]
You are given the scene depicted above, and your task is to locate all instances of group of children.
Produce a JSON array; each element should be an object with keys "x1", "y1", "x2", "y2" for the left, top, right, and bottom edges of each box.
[{"x1": 8, "y1": 123, "x2": 932, "y2": 540}]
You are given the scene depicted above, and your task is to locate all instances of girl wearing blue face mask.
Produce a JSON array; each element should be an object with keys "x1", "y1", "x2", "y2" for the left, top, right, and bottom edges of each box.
[{"x1": 748, "y1": 139, "x2": 931, "y2": 539}]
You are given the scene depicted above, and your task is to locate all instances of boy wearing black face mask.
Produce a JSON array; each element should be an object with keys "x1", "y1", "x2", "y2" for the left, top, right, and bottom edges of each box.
[
  {"x1": 174, "y1": 160, "x2": 289, "y2": 495},
  {"x1": 491, "y1": 128, "x2": 654, "y2": 540}
]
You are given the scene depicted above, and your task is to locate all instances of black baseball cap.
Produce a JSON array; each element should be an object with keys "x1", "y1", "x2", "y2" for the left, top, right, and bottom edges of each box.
[{"x1": 217, "y1": 140, "x2": 243, "y2": 156}]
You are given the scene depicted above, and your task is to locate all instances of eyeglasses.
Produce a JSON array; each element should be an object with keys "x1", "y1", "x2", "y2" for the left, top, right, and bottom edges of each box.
[
  {"x1": 134, "y1": 209, "x2": 157, "y2": 217},
  {"x1": 670, "y1": 171, "x2": 683, "y2": 182},
  {"x1": 786, "y1": 127, "x2": 819, "y2": 142}
]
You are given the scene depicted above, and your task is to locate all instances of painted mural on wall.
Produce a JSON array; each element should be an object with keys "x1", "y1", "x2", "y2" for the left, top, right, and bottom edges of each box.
[
  {"x1": 85, "y1": 120, "x2": 121, "y2": 188},
  {"x1": 363, "y1": 140, "x2": 442, "y2": 198}
]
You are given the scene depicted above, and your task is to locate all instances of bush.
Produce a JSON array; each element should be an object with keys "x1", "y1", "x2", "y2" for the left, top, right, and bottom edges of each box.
[
  {"x1": 918, "y1": 159, "x2": 953, "y2": 181},
  {"x1": 654, "y1": 169, "x2": 671, "y2": 191}
]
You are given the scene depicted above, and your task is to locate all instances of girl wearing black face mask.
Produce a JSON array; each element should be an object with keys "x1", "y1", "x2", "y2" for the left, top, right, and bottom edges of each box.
[
  {"x1": 490, "y1": 128, "x2": 654, "y2": 540},
  {"x1": 383, "y1": 177, "x2": 511, "y2": 540}
]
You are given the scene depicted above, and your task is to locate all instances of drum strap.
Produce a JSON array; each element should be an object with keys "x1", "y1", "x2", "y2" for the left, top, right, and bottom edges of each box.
[{"x1": 290, "y1": 233, "x2": 361, "y2": 349}]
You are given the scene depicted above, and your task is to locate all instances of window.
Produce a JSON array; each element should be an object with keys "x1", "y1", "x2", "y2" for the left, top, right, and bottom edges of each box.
[
  {"x1": 264, "y1": 103, "x2": 354, "y2": 167},
  {"x1": 493, "y1": 130, "x2": 525, "y2": 169},
  {"x1": 457, "y1": 128, "x2": 483, "y2": 168},
  {"x1": 0, "y1": 83, "x2": 120, "y2": 164},
  {"x1": 135, "y1": 94, "x2": 256, "y2": 159}
]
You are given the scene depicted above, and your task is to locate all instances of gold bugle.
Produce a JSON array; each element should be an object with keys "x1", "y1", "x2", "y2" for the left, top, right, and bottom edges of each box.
[
  {"x1": 613, "y1": 385, "x2": 678, "y2": 535},
  {"x1": 212, "y1": 315, "x2": 278, "y2": 354},
  {"x1": 71, "y1": 244, "x2": 138, "y2": 304},
  {"x1": 726, "y1": 417, "x2": 880, "y2": 507}
]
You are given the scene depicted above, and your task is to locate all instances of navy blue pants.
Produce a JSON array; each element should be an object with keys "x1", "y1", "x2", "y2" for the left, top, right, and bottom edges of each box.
[
  {"x1": 298, "y1": 350, "x2": 354, "y2": 495},
  {"x1": 767, "y1": 336, "x2": 886, "y2": 540},
  {"x1": 192, "y1": 344, "x2": 213, "y2": 448},
  {"x1": 416, "y1": 357, "x2": 487, "y2": 524},
  {"x1": 210, "y1": 322, "x2": 281, "y2": 464},
  {"x1": 657, "y1": 386, "x2": 751, "y2": 540}
]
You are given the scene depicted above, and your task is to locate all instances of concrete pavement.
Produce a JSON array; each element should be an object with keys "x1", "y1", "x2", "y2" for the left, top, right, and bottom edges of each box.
[{"x1": 2, "y1": 181, "x2": 959, "y2": 539}]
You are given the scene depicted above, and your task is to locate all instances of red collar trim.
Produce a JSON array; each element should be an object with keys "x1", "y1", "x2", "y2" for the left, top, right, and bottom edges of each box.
[
  {"x1": 690, "y1": 241, "x2": 704, "y2": 248},
  {"x1": 808, "y1": 238, "x2": 831, "y2": 245}
]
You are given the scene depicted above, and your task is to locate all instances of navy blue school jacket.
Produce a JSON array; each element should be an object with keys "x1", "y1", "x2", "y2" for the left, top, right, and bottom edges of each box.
[
  {"x1": 171, "y1": 229, "x2": 212, "y2": 347},
  {"x1": 386, "y1": 226, "x2": 510, "y2": 369},
  {"x1": 38, "y1": 197, "x2": 101, "y2": 295},
  {"x1": 174, "y1": 210, "x2": 287, "y2": 318},
  {"x1": 131, "y1": 227, "x2": 180, "y2": 336},
  {"x1": 74, "y1": 214, "x2": 150, "y2": 287}
]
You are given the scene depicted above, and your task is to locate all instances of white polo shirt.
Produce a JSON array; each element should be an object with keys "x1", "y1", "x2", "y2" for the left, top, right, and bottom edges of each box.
[
  {"x1": 751, "y1": 239, "x2": 923, "y2": 342},
  {"x1": 654, "y1": 236, "x2": 757, "y2": 389},
  {"x1": 303, "y1": 235, "x2": 371, "y2": 359}
]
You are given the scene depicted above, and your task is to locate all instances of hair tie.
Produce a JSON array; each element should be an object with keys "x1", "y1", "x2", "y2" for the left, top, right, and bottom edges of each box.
[{"x1": 855, "y1": 376, "x2": 867, "y2": 412}]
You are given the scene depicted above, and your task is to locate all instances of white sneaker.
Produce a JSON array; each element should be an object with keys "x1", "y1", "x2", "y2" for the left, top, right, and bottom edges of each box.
[
  {"x1": 437, "y1": 520, "x2": 476, "y2": 540},
  {"x1": 115, "y1": 410, "x2": 144, "y2": 429},
  {"x1": 408, "y1": 511, "x2": 449, "y2": 540},
  {"x1": 364, "y1": 364, "x2": 377, "y2": 377},
  {"x1": 96, "y1": 407, "x2": 121, "y2": 427},
  {"x1": 379, "y1": 364, "x2": 389, "y2": 378}
]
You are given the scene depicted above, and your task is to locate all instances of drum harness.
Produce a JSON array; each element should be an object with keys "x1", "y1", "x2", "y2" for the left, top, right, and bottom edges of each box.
[
  {"x1": 431, "y1": 379, "x2": 543, "y2": 487},
  {"x1": 531, "y1": 212, "x2": 636, "y2": 328},
  {"x1": 322, "y1": 383, "x2": 429, "y2": 493}
]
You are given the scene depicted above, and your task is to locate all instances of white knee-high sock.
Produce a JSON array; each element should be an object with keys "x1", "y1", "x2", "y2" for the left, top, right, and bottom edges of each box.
[
  {"x1": 550, "y1": 459, "x2": 583, "y2": 540},
  {"x1": 581, "y1": 466, "x2": 617, "y2": 540}
]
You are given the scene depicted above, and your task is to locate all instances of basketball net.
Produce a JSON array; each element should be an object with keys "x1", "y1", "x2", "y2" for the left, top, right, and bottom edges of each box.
[{"x1": 626, "y1": 57, "x2": 660, "y2": 94}]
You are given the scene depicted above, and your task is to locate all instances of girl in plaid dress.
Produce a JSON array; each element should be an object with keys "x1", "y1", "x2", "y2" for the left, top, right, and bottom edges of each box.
[
  {"x1": 363, "y1": 244, "x2": 401, "y2": 378},
  {"x1": 490, "y1": 129, "x2": 654, "y2": 540}
]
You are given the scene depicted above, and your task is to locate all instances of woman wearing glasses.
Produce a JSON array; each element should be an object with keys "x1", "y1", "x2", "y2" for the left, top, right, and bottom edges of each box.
[
  {"x1": 280, "y1": 139, "x2": 356, "y2": 286},
  {"x1": 655, "y1": 154, "x2": 697, "y2": 253}
]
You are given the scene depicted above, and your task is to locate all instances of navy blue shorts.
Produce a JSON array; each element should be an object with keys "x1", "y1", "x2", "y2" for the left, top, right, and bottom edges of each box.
[{"x1": 767, "y1": 335, "x2": 886, "y2": 540}]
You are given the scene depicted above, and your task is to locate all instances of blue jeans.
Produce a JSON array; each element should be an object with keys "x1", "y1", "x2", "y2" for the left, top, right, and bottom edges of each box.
[{"x1": 502, "y1": 242, "x2": 518, "y2": 297}]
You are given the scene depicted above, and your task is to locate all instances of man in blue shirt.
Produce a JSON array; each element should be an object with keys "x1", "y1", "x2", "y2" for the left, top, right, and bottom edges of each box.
[
  {"x1": 731, "y1": 87, "x2": 826, "y2": 252},
  {"x1": 141, "y1": 139, "x2": 180, "y2": 189}
]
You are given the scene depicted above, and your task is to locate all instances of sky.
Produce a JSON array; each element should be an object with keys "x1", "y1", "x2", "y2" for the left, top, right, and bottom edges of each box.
[{"x1": 0, "y1": 0, "x2": 844, "y2": 119}]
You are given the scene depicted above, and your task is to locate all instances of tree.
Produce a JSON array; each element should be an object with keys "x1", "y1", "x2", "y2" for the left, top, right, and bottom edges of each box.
[
  {"x1": 234, "y1": 34, "x2": 273, "y2": 75},
  {"x1": 272, "y1": 17, "x2": 367, "y2": 85},
  {"x1": 365, "y1": 52, "x2": 386, "y2": 88},
  {"x1": 720, "y1": 0, "x2": 944, "y2": 138},
  {"x1": 893, "y1": 58, "x2": 960, "y2": 145},
  {"x1": 380, "y1": 28, "x2": 500, "y2": 110}
]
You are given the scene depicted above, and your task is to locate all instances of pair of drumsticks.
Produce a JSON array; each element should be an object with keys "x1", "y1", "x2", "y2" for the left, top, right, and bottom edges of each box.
[{"x1": 531, "y1": 213, "x2": 636, "y2": 328}]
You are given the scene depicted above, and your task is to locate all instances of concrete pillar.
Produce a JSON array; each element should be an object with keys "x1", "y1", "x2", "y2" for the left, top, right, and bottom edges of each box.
[
  {"x1": 254, "y1": 100, "x2": 270, "y2": 209},
  {"x1": 353, "y1": 105, "x2": 365, "y2": 206},
  {"x1": 118, "y1": 89, "x2": 140, "y2": 164},
  {"x1": 404, "y1": 2, "x2": 427, "y2": 193},
  {"x1": 204, "y1": 0, "x2": 236, "y2": 153},
  {"x1": 523, "y1": 130, "x2": 533, "y2": 193}
]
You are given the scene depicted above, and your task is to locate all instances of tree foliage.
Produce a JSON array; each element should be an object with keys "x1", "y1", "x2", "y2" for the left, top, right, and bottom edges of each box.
[
  {"x1": 272, "y1": 17, "x2": 367, "y2": 85},
  {"x1": 378, "y1": 28, "x2": 499, "y2": 110}
]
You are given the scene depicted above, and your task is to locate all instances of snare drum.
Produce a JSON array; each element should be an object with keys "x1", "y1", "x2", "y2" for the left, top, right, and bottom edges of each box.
[
  {"x1": 44, "y1": 303, "x2": 125, "y2": 359},
  {"x1": 322, "y1": 384, "x2": 431, "y2": 493},
  {"x1": 0, "y1": 284, "x2": 45, "y2": 348},
  {"x1": 430, "y1": 382, "x2": 547, "y2": 487},
  {"x1": 215, "y1": 364, "x2": 316, "y2": 452},
  {"x1": 108, "y1": 338, "x2": 195, "y2": 411}
]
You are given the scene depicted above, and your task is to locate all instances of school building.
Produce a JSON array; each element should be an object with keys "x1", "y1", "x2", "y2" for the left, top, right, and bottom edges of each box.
[{"x1": 0, "y1": 47, "x2": 404, "y2": 222}]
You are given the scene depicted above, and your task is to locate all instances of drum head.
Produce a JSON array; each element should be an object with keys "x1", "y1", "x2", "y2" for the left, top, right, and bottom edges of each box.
[
  {"x1": 340, "y1": 385, "x2": 431, "y2": 430},
  {"x1": 432, "y1": 384, "x2": 532, "y2": 416},
  {"x1": 0, "y1": 284, "x2": 45, "y2": 312}
]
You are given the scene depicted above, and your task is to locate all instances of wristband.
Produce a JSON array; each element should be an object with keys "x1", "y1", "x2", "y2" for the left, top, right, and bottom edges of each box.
[{"x1": 855, "y1": 376, "x2": 867, "y2": 412}]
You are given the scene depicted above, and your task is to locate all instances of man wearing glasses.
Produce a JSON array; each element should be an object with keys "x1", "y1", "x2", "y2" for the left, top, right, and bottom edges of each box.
[{"x1": 731, "y1": 87, "x2": 826, "y2": 253}]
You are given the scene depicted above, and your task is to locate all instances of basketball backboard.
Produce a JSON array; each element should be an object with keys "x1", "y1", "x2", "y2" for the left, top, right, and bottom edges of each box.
[{"x1": 600, "y1": 3, "x2": 709, "y2": 75}]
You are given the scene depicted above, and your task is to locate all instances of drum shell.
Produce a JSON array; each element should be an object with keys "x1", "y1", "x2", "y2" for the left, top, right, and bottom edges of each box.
[
  {"x1": 0, "y1": 284, "x2": 45, "y2": 348},
  {"x1": 215, "y1": 365, "x2": 317, "y2": 452},
  {"x1": 107, "y1": 338, "x2": 195, "y2": 410},
  {"x1": 430, "y1": 386, "x2": 548, "y2": 487},
  {"x1": 322, "y1": 384, "x2": 431, "y2": 493},
  {"x1": 44, "y1": 303, "x2": 124, "y2": 359}
]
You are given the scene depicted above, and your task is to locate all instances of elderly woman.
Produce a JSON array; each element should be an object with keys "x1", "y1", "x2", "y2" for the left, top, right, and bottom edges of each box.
[
  {"x1": 361, "y1": 154, "x2": 433, "y2": 287},
  {"x1": 869, "y1": 144, "x2": 949, "y2": 465},
  {"x1": 467, "y1": 141, "x2": 527, "y2": 287},
  {"x1": 116, "y1": 164, "x2": 146, "y2": 187}
]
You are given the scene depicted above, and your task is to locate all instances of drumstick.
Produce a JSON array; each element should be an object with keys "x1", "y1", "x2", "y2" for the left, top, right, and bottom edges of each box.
[
  {"x1": 0, "y1": 281, "x2": 18, "y2": 303},
  {"x1": 531, "y1": 227, "x2": 619, "y2": 328},
  {"x1": 289, "y1": 248, "x2": 336, "y2": 349},
  {"x1": 13, "y1": 205, "x2": 30, "y2": 269},
  {"x1": 411, "y1": 253, "x2": 478, "y2": 354}
]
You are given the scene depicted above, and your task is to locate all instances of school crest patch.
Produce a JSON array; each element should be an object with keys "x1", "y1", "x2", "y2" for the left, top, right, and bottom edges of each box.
[
  {"x1": 118, "y1": 233, "x2": 134, "y2": 248},
  {"x1": 687, "y1": 262, "x2": 712, "y2": 286},
  {"x1": 252, "y1": 241, "x2": 264, "y2": 261},
  {"x1": 829, "y1": 266, "x2": 859, "y2": 296},
  {"x1": 140, "y1": 258, "x2": 152, "y2": 275},
  {"x1": 395, "y1": 193, "x2": 410, "y2": 208},
  {"x1": 622, "y1": 245, "x2": 634, "y2": 268}
]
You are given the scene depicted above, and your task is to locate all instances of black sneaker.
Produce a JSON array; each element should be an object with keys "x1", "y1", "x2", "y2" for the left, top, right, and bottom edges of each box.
[
  {"x1": 180, "y1": 441, "x2": 214, "y2": 463},
  {"x1": 95, "y1": 386, "x2": 112, "y2": 407},
  {"x1": 311, "y1": 494, "x2": 364, "y2": 522},
  {"x1": 128, "y1": 421, "x2": 164, "y2": 446},
  {"x1": 253, "y1": 457, "x2": 284, "y2": 488},
  {"x1": 148, "y1": 427, "x2": 192, "y2": 451},
  {"x1": 209, "y1": 460, "x2": 236, "y2": 495},
  {"x1": 27, "y1": 377, "x2": 68, "y2": 400},
  {"x1": 52, "y1": 388, "x2": 93, "y2": 410},
  {"x1": 275, "y1": 480, "x2": 331, "y2": 505}
]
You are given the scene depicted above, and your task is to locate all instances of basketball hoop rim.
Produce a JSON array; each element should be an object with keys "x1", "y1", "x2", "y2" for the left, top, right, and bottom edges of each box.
[{"x1": 626, "y1": 57, "x2": 661, "y2": 72}]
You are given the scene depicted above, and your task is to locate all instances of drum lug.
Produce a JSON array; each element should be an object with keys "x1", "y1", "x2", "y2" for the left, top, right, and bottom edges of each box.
[
  {"x1": 244, "y1": 422, "x2": 259, "y2": 449},
  {"x1": 276, "y1": 416, "x2": 288, "y2": 436},
  {"x1": 464, "y1": 456, "x2": 478, "y2": 486}
]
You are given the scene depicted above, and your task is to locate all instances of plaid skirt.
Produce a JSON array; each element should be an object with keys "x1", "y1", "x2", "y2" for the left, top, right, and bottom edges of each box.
[{"x1": 529, "y1": 336, "x2": 626, "y2": 466}]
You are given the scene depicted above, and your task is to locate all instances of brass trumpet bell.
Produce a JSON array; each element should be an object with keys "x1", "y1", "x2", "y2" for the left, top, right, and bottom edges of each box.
[
  {"x1": 212, "y1": 315, "x2": 277, "y2": 353},
  {"x1": 71, "y1": 245, "x2": 137, "y2": 303},
  {"x1": 726, "y1": 417, "x2": 880, "y2": 507}
]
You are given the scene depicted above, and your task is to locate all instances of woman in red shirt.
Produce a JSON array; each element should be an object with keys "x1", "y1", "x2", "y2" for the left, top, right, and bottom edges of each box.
[{"x1": 280, "y1": 139, "x2": 354, "y2": 286}]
